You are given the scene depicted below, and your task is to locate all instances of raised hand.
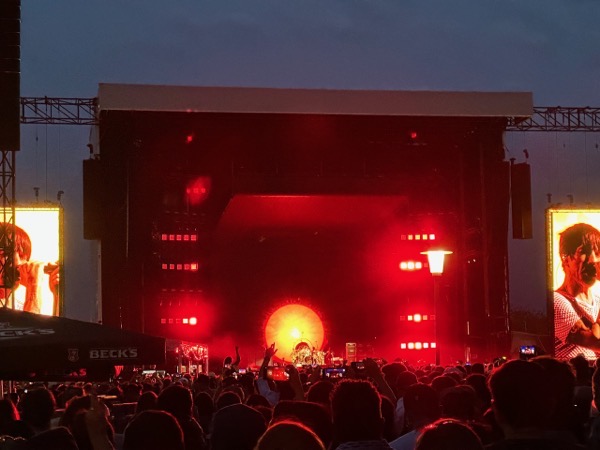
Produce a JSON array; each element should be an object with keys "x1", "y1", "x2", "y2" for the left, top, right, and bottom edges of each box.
[{"x1": 265, "y1": 342, "x2": 277, "y2": 360}]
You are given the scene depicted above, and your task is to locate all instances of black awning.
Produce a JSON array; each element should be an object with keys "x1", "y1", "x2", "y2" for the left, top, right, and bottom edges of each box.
[{"x1": 0, "y1": 308, "x2": 165, "y2": 378}]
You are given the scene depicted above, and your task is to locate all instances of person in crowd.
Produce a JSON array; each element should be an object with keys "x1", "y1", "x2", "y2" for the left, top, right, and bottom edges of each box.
[
  {"x1": 136, "y1": 390, "x2": 157, "y2": 413},
  {"x1": 222, "y1": 346, "x2": 240, "y2": 376},
  {"x1": 569, "y1": 354, "x2": 594, "y2": 430},
  {"x1": 69, "y1": 409, "x2": 115, "y2": 450},
  {"x1": 387, "y1": 370, "x2": 417, "y2": 435},
  {"x1": 380, "y1": 362, "x2": 408, "y2": 400},
  {"x1": 0, "y1": 399, "x2": 20, "y2": 434},
  {"x1": 532, "y1": 356, "x2": 587, "y2": 446},
  {"x1": 588, "y1": 358, "x2": 600, "y2": 448},
  {"x1": 254, "y1": 405, "x2": 274, "y2": 425},
  {"x1": 380, "y1": 396, "x2": 400, "y2": 442},
  {"x1": 157, "y1": 384, "x2": 206, "y2": 450},
  {"x1": 330, "y1": 378, "x2": 392, "y2": 450},
  {"x1": 486, "y1": 359, "x2": 582, "y2": 450},
  {"x1": 464, "y1": 373, "x2": 491, "y2": 419},
  {"x1": 20, "y1": 387, "x2": 78, "y2": 450},
  {"x1": 210, "y1": 403, "x2": 266, "y2": 450},
  {"x1": 192, "y1": 374, "x2": 211, "y2": 396},
  {"x1": 121, "y1": 384, "x2": 142, "y2": 404},
  {"x1": 215, "y1": 391, "x2": 241, "y2": 410},
  {"x1": 219, "y1": 377, "x2": 246, "y2": 404},
  {"x1": 440, "y1": 385, "x2": 478, "y2": 421},
  {"x1": 470, "y1": 362, "x2": 485, "y2": 375},
  {"x1": 255, "y1": 343, "x2": 304, "y2": 406},
  {"x1": 256, "y1": 343, "x2": 281, "y2": 406},
  {"x1": 415, "y1": 419, "x2": 483, "y2": 450},
  {"x1": 122, "y1": 410, "x2": 184, "y2": 450},
  {"x1": 554, "y1": 222, "x2": 600, "y2": 359},
  {"x1": 244, "y1": 393, "x2": 271, "y2": 409},
  {"x1": 439, "y1": 385, "x2": 493, "y2": 445},
  {"x1": 0, "y1": 397, "x2": 30, "y2": 440},
  {"x1": 193, "y1": 391, "x2": 214, "y2": 435},
  {"x1": 272, "y1": 400, "x2": 332, "y2": 448},
  {"x1": 389, "y1": 383, "x2": 440, "y2": 450},
  {"x1": 0, "y1": 222, "x2": 60, "y2": 314},
  {"x1": 306, "y1": 380, "x2": 335, "y2": 410},
  {"x1": 255, "y1": 420, "x2": 325, "y2": 450},
  {"x1": 430, "y1": 374, "x2": 457, "y2": 395}
]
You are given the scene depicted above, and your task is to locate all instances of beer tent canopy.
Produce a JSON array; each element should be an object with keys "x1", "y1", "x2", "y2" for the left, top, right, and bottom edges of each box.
[{"x1": 0, "y1": 308, "x2": 165, "y2": 380}]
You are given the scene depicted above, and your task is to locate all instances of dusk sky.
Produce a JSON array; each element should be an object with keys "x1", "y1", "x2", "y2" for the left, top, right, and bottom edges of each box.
[{"x1": 16, "y1": 1, "x2": 600, "y2": 322}]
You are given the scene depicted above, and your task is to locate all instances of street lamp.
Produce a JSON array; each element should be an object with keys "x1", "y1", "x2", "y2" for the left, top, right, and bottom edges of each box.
[{"x1": 421, "y1": 250, "x2": 452, "y2": 365}]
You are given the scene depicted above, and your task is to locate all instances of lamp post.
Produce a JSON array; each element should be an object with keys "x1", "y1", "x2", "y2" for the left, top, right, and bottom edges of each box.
[{"x1": 421, "y1": 250, "x2": 452, "y2": 366}]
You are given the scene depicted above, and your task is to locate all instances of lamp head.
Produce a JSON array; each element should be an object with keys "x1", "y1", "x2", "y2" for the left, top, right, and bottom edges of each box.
[{"x1": 421, "y1": 250, "x2": 452, "y2": 275}]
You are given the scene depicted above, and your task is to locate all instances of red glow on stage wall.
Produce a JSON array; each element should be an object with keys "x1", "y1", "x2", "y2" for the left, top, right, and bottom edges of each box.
[{"x1": 264, "y1": 304, "x2": 325, "y2": 361}]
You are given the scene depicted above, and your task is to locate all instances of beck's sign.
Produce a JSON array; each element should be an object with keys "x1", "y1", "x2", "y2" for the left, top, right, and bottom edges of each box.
[{"x1": 89, "y1": 348, "x2": 139, "y2": 359}]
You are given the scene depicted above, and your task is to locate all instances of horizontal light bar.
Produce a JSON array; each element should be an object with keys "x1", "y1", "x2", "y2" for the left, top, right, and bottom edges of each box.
[
  {"x1": 400, "y1": 342, "x2": 436, "y2": 350},
  {"x1": 161, "y1": 233, "x2": 198, "y2": 242},
  {"x1": 161, "y1": 263, "x2": 199, "y2": 271},
  {"x1": 401, "y1": 233, "x2": 436, "y2": 241},
  {"x1": 400, "y1": 314, "x2": 431, "y2": 321},
  {"x1": 186, "y1": 187, "x2": 207, "y2": 195},
  {"x1": 399, "y1": 260, "x2": 423, "y2": 271},
  {"x1": 160, "y1": 316, "x2": 198, "y2": 326}
]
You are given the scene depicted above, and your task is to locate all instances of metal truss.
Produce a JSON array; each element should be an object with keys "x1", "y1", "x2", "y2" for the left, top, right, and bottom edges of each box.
[
  {"x1": 20, "y1": 97, "x2": 98, "y2": 125},
  {"x1": 0, "y1": 151, "x2": 17, "y2": 306},
  {"x1": 17, "y1": 99, "x2": 600, "y2": 132},
  {"x1": 507, "y1": 107, "x2": 600, "y2": 132}
]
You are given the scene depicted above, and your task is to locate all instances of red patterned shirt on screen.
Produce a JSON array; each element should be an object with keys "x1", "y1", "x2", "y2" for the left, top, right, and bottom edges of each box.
[{"x1": 554, "y1": 290, "x2": 600, "y2": 360}]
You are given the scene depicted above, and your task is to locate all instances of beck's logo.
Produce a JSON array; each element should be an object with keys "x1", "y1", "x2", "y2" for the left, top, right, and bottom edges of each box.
[
  {"x1": 89, "y1": 348, "x2": 139, "y2": 359},
  {"x1": 0, "y1": 321, "x2": 55, "y2": 340},
  {"x1": 68, "y1": 348, "x2": 79, "y2": 362}
]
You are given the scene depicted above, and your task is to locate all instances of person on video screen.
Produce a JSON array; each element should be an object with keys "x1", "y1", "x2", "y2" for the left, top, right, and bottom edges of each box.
[
  {"x1": 554, "y1": 222, "x2": 600, "y2": 360},
  {"x1": 0, "y1": 222, "x2": 59, "y2": 315}
]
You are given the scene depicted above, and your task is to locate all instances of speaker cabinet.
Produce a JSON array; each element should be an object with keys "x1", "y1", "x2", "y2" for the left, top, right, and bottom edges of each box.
[
  {"x1": 83, "y1": 159, "x2": 103, "y2": 239},
  {"x1": 511, "y1": 162, "x2": 532, "y2": 239},
  {"x1": 0, "y1": 0, "x2": 21, "y2": 151}
]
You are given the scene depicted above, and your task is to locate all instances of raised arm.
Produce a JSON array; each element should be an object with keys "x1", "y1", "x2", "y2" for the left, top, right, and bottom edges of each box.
[
  {"x1": 232, "y1": 345, "x2": 241, "y2": 368},
  {"x1": 364, "y1": 358, "x2": 397, "y2": 404}
]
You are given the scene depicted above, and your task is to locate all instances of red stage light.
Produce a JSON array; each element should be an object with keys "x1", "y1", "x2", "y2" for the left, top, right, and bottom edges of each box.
[
  {"x1": 264, "y1": 304, "x2": 325, "y2": 361},
  {"x1": 410, "y1": 131, "x2": 418, "y2": 139},
  {"x1": 185, "y1": 177, "x2": 211, "y2": 206},
  {"x1": 186, "y1": 134, "x2": 194, "y2": 144},
  {"x1": 189, "y1": 317, "x2": 198, "y2": 326},
  {"x1": 413, "y1": 313, "x2": 422, "y2": 322},
  {"x1": 399, "y1": 260, "x2": 423, "y2": 271}
]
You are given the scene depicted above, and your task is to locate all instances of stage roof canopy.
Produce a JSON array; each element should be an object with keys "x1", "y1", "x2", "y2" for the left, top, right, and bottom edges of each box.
[{"x1": 98, "y1": 83, "x2": 533, "y2": 119}]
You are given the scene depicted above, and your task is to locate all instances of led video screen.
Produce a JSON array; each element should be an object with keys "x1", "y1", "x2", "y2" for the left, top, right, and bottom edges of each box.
[
  {"x1": 0, "y1": 207, "x2": 62, "y2": 316},
  {"x1": 548, "y1": 208, "x2": 600, "y2": 360}
]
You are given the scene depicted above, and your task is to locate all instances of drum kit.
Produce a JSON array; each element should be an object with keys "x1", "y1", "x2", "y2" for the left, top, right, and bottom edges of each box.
[{"x1": 290, "y1": 340, "x2": 326, "y2": 366}]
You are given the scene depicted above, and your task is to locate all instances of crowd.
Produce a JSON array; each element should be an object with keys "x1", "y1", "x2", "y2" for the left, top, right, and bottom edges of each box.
[{"x1": 0, "y1": 346, "x2": 599, "y2": 450}]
